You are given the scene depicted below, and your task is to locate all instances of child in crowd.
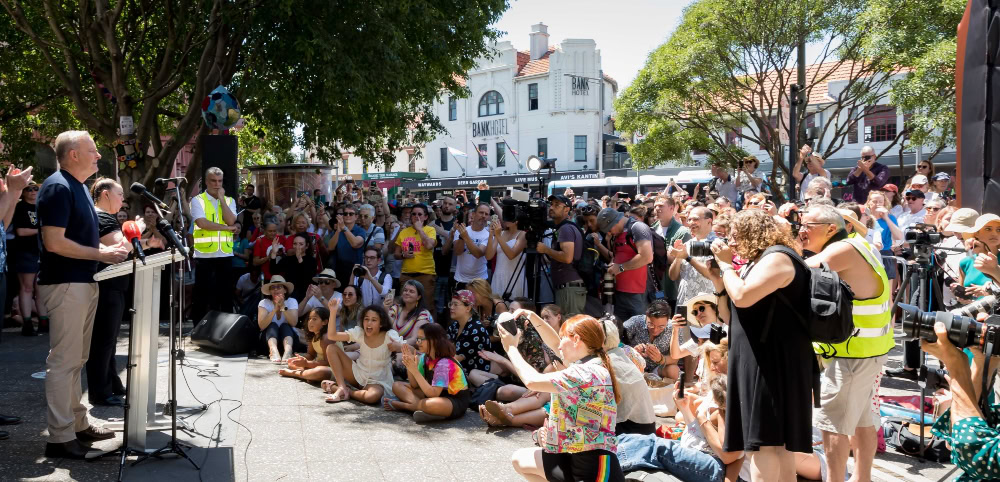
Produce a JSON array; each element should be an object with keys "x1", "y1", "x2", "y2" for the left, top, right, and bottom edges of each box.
[
  {"x1": 385, "y1": 323, "x2": 472, "y2": 423},
  {"x1": 322, "y1": 301, "x2": 403, "y2": 404},
  {"x1": 278, "y1": 307, "x2": 333, "y2": 382}
]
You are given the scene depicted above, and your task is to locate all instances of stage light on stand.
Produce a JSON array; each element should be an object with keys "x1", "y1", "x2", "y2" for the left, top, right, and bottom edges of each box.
[{"x1": 527, "y1": 155, "x2": 555, "y2": 173}]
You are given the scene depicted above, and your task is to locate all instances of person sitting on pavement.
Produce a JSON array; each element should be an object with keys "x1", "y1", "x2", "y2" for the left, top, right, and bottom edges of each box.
[
  {"x1": 617, "y1": 376, "x2": 743, "y2": 482},
  {"x1": 257, "y1": 275, "x2": 301, "y2": 363},
  {"x1": 300, "y1": 268, "x2": 343, "y2": 310},
  {"x1": 489, "y1": 303, "x2": 566, "y2": 402},
  {"x1": 503, "y1": 313, "x2": 625, "y2": 482},
  {"x1": 322, "y1": 302, "x2": 403, "y2": 404},
  {"x1": 446, "y1": 290, "x2": 493, "y2": 386},
  {"x1": 279, "y1": 307, "x2": 333, "y2": 382},
  {"x1": 467, "y1": 277, "x2": 509, "y2": 349},
  {"x1": 621, "y1": 300, "x2": 679, "y2": 383},
  {"x1": 668, "y1": 293, "x2": 729, "y2": 387},
  {"x1": 386, "y1": 322, "x2": 472, "y2": 423}
]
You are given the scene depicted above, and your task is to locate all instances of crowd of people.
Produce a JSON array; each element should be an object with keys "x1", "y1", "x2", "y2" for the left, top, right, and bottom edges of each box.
[{"x1": 5, "y1": 130, "x2": 999, "y2": 481}]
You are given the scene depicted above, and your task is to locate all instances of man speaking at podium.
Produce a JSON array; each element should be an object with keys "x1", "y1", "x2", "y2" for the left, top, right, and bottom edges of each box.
[{"x1": 38, "y1": 131, "x2": 129, "y2": 459}]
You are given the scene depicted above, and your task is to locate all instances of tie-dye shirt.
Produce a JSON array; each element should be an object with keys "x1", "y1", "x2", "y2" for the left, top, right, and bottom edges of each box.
[
  {"x1": 418, "y1": 354, "x2": 468, "y2": 396},
  {"x1": 541, "y1": 357, "x2": 618, "y2": 454}
]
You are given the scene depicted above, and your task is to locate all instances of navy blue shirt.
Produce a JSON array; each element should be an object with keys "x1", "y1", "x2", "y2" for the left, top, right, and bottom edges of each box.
[
  {"x1": 37, "y1": 170, "x2": 99, "y2": 285},
  {"x1": 335, "y1": 224, "x2": 367, "y2": 265}
]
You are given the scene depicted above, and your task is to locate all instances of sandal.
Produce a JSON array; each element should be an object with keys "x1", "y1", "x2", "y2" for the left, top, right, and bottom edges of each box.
[
  {"x1": 479, "y1": 405, "x2": 505, "y2": 427},
  {"x1": 321, "y1": 380, "x2": 338, "y2": 393},
  {"x1": 324, "y1": 387, "x2": 351, "y2": 403},
  {"x1": 382, "y1": 395, "x2": 398, "y2": 412},
  {"x1": 484, "y1": 400, "x2": 515, "y2": 426}
]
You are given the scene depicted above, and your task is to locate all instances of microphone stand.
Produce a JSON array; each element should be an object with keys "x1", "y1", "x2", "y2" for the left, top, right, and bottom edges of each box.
[{"x1": 135, "y1": 196, "x2": 199, "y2": 471}]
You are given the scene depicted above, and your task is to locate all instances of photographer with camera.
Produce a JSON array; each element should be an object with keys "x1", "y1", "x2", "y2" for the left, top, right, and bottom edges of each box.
[
  {"x1": 846, "y1": 146, "x2": 889, "y2": 204},
  {"x1": 537, "y1": 194, "x2": 586, "y2": 316},
  {"x1": 668, "y1": 207, "x2": 717, "y2": 307},
  {"x1": 916, "y1": 320, "x2": 1000, "y2": 480},
  {"x1": 798, "y1": 206, "x2": 893, "y2": 482},
  {"x1": 350, "y1": 247, "x2": 392, "y2": 307},
  {"x1": 595, "y1": 207, "x2": 654, "y2": 321}
]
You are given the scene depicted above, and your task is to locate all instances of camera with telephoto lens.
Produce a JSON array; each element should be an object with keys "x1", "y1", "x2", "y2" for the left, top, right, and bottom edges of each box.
[
  {"x1": 353, "y1": 265, "x2": 367, "y2": 278},
  {"x1": 688, "y1": 241, "x2": 714, "y2": 257},
  {"x1": 900, "y1": 303, "x2": 1000, "y2": 356},
  {"x1": 502, "y1": 198, "x2": 549, "y2": 246},
  {"x1": 904, "y1": 223, "x2": 943, "y2": 246}
]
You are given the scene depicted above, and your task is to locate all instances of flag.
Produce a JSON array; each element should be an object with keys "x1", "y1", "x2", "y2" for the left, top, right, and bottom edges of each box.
[
  {"x1": 447, "y1": 146, "x2": 467, "y2": 157},
  {"x1": 476, "y1": 146, "x2": 488, "y2": 157},
  {"x1": 508, "y1": 145, "x2": 518, "y2": 156}
]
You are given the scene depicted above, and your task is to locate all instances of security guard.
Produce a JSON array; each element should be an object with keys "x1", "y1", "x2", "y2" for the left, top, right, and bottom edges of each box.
[
  {"x1": 190, "y1": 167, "x2": 238, "y2": 322},
  {"x1": 799, "y1": 206, "x2": 892, "y2": 482}
]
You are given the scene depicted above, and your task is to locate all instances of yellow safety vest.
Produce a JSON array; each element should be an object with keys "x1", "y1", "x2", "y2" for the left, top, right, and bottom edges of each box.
[
  {"x1": 192, "y1": 192, "x2": 233, "y2": 255},
  {"x1": 815, "y1": 236, "x2": 894, "y2": 358}
]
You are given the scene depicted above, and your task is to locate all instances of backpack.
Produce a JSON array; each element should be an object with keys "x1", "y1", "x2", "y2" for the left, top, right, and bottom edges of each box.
[
  {"x1": 758, "y1": 245, "x2": 855, "y2": 349},
  {"x1": 622, "y1": 219, "x2": 662, "y2": 296},
  {"x1": 556, "y1": 221, "x2": 604, "y2": 290}
]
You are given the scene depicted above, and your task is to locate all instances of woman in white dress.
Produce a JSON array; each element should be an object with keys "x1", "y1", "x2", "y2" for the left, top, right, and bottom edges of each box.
[
  {"x1": 322, "y1": 300, "x2": 404, "y2": 404},
  {"x1": 487, "y1": 215, "x2": 527, "y2": 301}
]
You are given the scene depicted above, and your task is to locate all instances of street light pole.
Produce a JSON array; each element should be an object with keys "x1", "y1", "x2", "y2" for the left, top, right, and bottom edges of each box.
[{"x1": 564, "y1": 72, "x2": 606, "y2": 178}]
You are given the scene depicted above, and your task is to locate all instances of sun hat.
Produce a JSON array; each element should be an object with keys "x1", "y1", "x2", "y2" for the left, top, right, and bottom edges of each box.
[
  {"x1": 685, "y1": 293, "x2": 718, "y2": 329},
  {"x1": 838, "y1": 209, "x2": 868, "y2": 238},
  {"x1": 945, "y1": 208, "x2": 981, "y2": 235},
  {"x1": 312, "y1": 268, "x2": 342, "y2": 288},
  {"x1": 262, "y1": 275, "x2": 294, "y2": 295},
  {"x1": 961, "y1": 213, "x2": 1000, "y2": 239}
]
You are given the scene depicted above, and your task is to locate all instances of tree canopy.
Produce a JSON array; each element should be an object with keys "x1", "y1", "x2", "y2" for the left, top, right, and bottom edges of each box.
[
  {"x1": 0, "y1": 0, "x2": 508, "y2": 200},
  {"x1": 616, "y1": 0, "x2": 959, "y2": 201}
]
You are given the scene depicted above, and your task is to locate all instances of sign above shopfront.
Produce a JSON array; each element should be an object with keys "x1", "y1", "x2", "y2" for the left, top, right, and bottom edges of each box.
[{"x1": 401, "y1": 168, "x2": 630, "y2": 190}]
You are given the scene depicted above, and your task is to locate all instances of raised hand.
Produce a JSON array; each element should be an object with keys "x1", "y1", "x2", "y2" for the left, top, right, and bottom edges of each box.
[
  {"x1": 5, "y1": 166, "x2": 33, "y2": 193},
  {"x1": 327, "y1": 296, "x2": 340, "y2": 312}
]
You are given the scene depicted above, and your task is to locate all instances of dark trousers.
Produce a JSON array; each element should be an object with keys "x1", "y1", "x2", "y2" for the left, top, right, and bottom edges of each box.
[
  {"x1": 87, "y1": 283, "x2": 126, "y2": 400},
  {"x1": 192, "y1": 257, "x2": 234, "y2": 323}
]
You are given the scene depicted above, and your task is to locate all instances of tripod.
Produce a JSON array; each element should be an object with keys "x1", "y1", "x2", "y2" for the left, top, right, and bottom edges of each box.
[{"x1": 891, "y1": 245, "x2": 941, "y2": 460}]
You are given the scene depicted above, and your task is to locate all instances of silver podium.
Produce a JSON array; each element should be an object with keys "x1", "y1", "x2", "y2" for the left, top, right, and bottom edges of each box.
[{"x1": 94, "y1": 250, "x2": 182, "y2": 451}]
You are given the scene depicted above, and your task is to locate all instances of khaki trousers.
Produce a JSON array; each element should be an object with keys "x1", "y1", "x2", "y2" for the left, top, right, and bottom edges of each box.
[{"x1": 42, "y1": 282, "x2": 99, "y2": 443}]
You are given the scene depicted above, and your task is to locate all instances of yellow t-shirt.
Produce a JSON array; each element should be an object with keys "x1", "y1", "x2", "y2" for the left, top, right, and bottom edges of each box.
[{"x1": 396, "y1": 225, "x2": 437, "y2": 275}]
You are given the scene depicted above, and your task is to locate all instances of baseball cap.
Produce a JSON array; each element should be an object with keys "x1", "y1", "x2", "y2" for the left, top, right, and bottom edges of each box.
[
  {"x1": 946, "y1": 208, "x2": 981, "y2": 235},
  {"x1": 547, "y1": 194, "x2": 571, "y2": 206},
  {"x1": 932, "y1": 172, "x2": 951, "y2": 181},
  {"x1": 910, "y1": 174, "x2": 929, "y2": 186},
  {"x1": 881, "y1": 184, "x2": 898, "y2": 193},
  {"x1": 596, "y1": 208, "x2": 624, "y2": 234},
  {"x1": 904, "y1": 189, "x2": 925, "y2": 199}
]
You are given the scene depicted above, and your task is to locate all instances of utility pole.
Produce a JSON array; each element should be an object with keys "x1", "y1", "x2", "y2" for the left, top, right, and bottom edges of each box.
[{"x1": 788, "y1": 84, "x2": 800, "y2": 200}]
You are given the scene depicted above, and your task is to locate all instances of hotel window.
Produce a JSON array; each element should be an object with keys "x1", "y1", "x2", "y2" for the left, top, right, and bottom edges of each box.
[
  {"x1": 574, "y1": 135, "x2": 587, "y2": 162},
  {"x1": 478, "y1": 91, "x2": 504, "y2": 117},
  {"x1": 448, "y1": 97, "x2": 457, "y2": 121},
  {"x1": 847, "y1": 107, "x2": 859, "y2": 144},
  {"x1": 440, "y1": 147, "x2": 448, "y2": 172},
  {"x1": 537, "y1": 138, "x2": 548, "y2": 159},
  {"x1": 864, "y1": 105, "x2": 897, "y2": 143},
  {"x1": 528, "y1": 83, "x2": 539, "y2": 111},
  {"x1": 478, "y1": 144, "x2": 488, "y2": 168},
  {"x1": 496, "y1": 142, "x2": 506, "y2": 167}
]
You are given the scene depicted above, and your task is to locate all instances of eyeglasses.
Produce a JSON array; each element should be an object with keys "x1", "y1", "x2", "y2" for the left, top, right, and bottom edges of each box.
[
  {"x1": 415, "y1": 337, "x2": 427, "y2": 342},
  {"x1": 364, "y1": 255, "x2": 378, "y2": 260},
  {"x1": 448, "y1": 301, "x2": 467, "y2": 308},
  {"x1": 318, "y1": 280, "x2": 335, "y2": 285},
  {"x1": 803, "y1": 222, "x2": 832, "y2": 228},
  {"x1": 926, "y1": 206, "x2": 942, "y2": 212}
]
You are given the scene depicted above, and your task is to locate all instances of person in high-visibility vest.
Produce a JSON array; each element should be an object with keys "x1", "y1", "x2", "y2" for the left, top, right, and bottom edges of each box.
[
  {"x1": 190, "y1": 167, "x2": 238, "y2": 322},
  {"x1": 799, "y1": 206, "x2": 893, "y2": 482}
]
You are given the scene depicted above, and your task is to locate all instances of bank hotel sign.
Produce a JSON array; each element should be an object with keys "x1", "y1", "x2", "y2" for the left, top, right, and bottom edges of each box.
[{"x1": 471, "y1": 118, "x2": 509, "y2": 138}]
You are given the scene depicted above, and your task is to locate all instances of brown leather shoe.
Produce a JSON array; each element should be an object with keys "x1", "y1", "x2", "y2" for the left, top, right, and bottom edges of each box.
[
  {"x1": 75, "y1": 425, "x2": 116, "y2": 443},
  {"x1": 44, "y1": 439, "x2": 102, "y2": 460}
]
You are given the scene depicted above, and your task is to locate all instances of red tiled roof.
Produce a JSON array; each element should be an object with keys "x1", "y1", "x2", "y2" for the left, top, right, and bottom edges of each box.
[
  {"x1": 516, "y1": 47, "x2": 556, "y2": 77},
  {"x1": 453, "y1": 74, "x2": 467, "y2": 87}
]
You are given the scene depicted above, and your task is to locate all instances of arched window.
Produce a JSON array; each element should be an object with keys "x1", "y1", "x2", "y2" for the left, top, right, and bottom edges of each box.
[{"x1": 478, "y1": 91, "x2": 504, "y2": 117}]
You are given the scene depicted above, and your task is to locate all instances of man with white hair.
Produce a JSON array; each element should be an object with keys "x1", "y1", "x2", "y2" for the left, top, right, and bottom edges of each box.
[
  {"x1": 845, "y1": 146, "x2": 889, "y2": 203},
  {"x1": 39, "y1": 131, "x2": 129, "y2": 458},
  {"x1": 357, "y1": 203, "x2": 384, "y2": 253},
  {"x1": 190, "y1": 166, "x2": 238, "y2": 322},
  {"x1": 804, "y1": 176, "x2": 833, "y2": 202},
  {"x1": 799, "y1": 205, "x2": 892, "y2": 482}
]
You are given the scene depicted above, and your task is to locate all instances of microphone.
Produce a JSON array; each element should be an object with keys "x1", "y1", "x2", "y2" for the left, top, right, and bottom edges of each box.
[
  {"x1": 155, "y1": 177, "x2": 186, "y2": 186},
  {"x1": 130, "y1": 182, "x2": 170, "y2": 211},
  {"x1": 157, "y1": 218, "x2": 189, "y2": 258},
  {"x1": 121, "y1": 220, "x2": 146, "y2": 265}
]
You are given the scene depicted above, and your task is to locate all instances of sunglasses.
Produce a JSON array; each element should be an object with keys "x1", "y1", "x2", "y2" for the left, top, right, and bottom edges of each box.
[
  {"x1": 317, "y1": 280, "x2": 336, "y2": 286},
  {"x1": 691, "y1": 304, "x2": 713, "y2": 314},
  {"x1": 918, "y1": 165, "x2": 930, "y2": 170},
  {"x1": 25, "y1": 186, "x2": 39, "y2": 192},
  {"x1": 862, "y1": 155, "x2": 874, "y2": 160},
  {"x1": 905, "y1": 197, "x2": 920, "y2": 201},
  {"x1": 343, "y1": 212, "x2": 356, "y2": 216},
  {"x1": 926, "y1": 206, "x2": 942, "y2": 212}
]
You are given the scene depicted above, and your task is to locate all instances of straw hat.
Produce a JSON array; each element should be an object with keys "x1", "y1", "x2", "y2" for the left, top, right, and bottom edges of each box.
[
  {"x1": 262, "y1": 275, "x2": 294, "y2": 295},
  {"x1": 837, "y1": 209, "x2": 868, "y2": 238},
  {"x1": 960, "y1": 213, "x2": 1000, "y2": 239},
  {"x1": 685, "y1": 293, "x2": 718, "y2": 329},
  {"x1": 312, "y1": 268, "x2": 342, "y2": 288}
]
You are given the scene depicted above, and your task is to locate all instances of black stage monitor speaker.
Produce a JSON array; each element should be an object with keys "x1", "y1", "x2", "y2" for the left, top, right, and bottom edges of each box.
[
  {"x1": 190, "y1": 311, "x2": 257, "y2": 355},
  {"x1": 200, "y1": 134, "x2": 238, "y2": 196}
]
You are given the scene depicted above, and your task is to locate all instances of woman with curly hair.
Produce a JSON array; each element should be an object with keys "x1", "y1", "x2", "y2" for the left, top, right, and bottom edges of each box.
[{"x1": 706, "y1": 209, "x2": 816, "y2": 482}]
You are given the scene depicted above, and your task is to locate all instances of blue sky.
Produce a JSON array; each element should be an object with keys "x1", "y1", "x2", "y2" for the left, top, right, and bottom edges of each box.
[{"x1": 493, "y1": 0, "x2": 691, "y2": 89}]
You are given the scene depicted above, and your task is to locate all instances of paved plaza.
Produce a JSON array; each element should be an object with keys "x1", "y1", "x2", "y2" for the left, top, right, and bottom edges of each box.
[{"x1": 0, "y1": 324, "x2": 960, "y2": 481}]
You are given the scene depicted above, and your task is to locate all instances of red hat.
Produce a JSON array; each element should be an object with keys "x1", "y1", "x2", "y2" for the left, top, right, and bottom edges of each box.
[{"x1": 881, "y1": 184, "x2": 898, "y2": 193}]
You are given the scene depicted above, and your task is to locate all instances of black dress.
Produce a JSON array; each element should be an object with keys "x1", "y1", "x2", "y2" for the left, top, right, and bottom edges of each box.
[{"x1": 723, "y1": 250, "x2": 817, "y2": 453}]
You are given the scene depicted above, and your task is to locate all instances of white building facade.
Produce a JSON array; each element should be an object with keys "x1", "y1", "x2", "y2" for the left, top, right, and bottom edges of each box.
[{"x1": 410, "y1": 23, "x2": 622, "y2": 192}]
